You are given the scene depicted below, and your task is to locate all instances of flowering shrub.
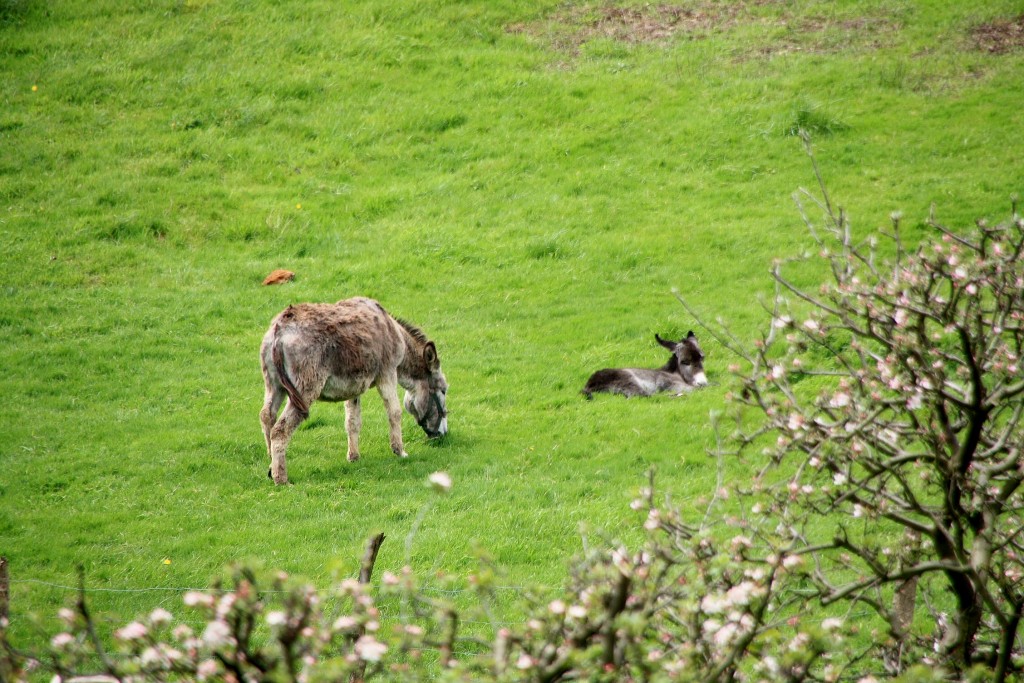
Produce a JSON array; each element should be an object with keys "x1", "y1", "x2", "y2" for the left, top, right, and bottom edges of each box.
[
  {"x1": 691, "y1": 161, "x2": 1024, "y2": 680},
  {"x1": 1, "y1": 473, "x2": 847, "y2": 683}
]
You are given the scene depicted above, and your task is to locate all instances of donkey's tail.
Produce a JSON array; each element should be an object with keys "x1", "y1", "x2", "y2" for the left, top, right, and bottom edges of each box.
[{"x1": 271, "y1": 316, "x2": 309, "y2": 419}]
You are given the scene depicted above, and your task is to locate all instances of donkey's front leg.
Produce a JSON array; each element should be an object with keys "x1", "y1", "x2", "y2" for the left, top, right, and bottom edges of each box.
[
  {"x1": 377, "y1": 379, "x2": 408, "y2": 458},
  {"x1": 345, "y1": 397, "x2": 362, "y2": 462}
]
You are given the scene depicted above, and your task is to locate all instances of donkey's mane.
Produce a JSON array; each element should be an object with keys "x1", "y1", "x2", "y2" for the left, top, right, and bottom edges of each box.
[
  {"x1": 661, "y1": 354, "x2": 679, "y2": 373},
  {"x1": 395, "y1": 317, "x2": 429, "y2": 345}
]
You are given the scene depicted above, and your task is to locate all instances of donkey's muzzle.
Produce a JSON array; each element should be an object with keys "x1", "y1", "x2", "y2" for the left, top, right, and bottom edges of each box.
[{"x1": 425, "y1": 416, "x2": 449, "y2": 440}]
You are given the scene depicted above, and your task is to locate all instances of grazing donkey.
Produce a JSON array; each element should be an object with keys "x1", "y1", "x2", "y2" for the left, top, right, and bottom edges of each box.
[
  {"x1": 582, "y1": 332, "x2": 708, "y2": 399},
  {"x1": 259, "y1": 297, "x2": 448, "y2": 485}
]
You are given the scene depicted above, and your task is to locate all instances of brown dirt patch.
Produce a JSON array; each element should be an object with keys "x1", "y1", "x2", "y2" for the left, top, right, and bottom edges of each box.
[
  {"x1": 970, "y1": 14, "x2": 1024, "y2": 54},
  {"x1": 507, "y1": 3, "x2": 746, "y2": 53},
  {"x1": 508, "y1": 2, "x2": 899, "y2": 59}
]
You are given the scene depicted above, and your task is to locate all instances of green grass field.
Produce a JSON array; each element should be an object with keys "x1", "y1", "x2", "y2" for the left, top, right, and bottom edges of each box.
[{"x1": 2, "y1": 0, "x2": 1023, "y2": 646}]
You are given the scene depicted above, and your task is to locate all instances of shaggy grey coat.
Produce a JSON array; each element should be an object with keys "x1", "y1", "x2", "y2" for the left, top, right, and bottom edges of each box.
[
  {"x1": 582, "y1": 332, "x2": 708, "y2": 399},
  {"x1": 259, "y1": 297, "x2": 448, "y2": 484}
]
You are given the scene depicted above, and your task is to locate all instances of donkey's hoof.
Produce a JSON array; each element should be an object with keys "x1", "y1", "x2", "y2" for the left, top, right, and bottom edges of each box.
[{"x1": 347, "y1": 453, "x2": 360, "y2": 463}]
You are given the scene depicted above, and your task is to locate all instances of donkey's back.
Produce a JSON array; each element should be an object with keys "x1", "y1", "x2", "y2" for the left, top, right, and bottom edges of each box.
[{"x1": 260, "y1": 297, "x2": 405, "y2": 403}]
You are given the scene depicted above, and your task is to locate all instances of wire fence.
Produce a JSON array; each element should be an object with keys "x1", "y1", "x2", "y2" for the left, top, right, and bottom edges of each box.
[
  {"x1": 4, "y1": 572, "x2": 563, "y2": 633},
  {"x1": 6, "y1": 573, "x2": 874, "y2": 632},
  {"x1": 8, "y1": 576, "x2": 558, "y2": 597}
]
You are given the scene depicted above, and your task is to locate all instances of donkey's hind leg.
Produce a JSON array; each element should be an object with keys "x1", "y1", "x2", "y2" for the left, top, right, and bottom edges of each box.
[
  {"x1": 269, "y1": 403, "x2": 305, "y2": 485},
  {"x1": 260, "y1": 384, "x2": 285, "y2": 465},
  {"x1": 344, "y1": 397, "x2": 362, "y2": 462}
]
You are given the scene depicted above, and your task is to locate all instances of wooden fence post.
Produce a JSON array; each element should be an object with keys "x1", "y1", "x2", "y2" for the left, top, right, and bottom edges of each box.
[
  {"x1": 358, "y1": 534, "x2": 386, "y2": 585},
  {"x1": 350, "y1": 534, "x2": 386, "y2": 683}
]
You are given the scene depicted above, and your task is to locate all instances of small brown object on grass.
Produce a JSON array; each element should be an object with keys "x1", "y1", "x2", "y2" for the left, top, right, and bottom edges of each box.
[{"x1": 263, "y1": 269, "x2": 295, "y2": 285}]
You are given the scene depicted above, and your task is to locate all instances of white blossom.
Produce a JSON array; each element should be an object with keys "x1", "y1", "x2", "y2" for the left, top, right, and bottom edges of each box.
[
  {"x1": 830, "y1": 391, "x2": 851, "y2": 408},
  {"x1": 215, "y1": 593, "x2": 236, "y2": 618},
  {"x1": 822, "y1": 617, "x2": 843, "y2": 631},
  {"x1": 50, "y1": 632, "x2": 75, "y2": 649},
  {"x1": 726, "y1": 581, "x2": 761, "y2": 606},
  {"x1": 716, "y1": 622, "x2": 740, "y2": 647},
  {"x1": 114, "y1": 622, "x2": 148, "y2": 642},
  {"x1": 782, "y1": 554, "x2": 804, "y2": 569},
  {"x1": 196, "y1": 660, "x2": 219, "y2": 681},
  {"x1": 148, "y1": 608, "x2": 173, "y2": 627},
  {"x1": 202, "y1": 620, "x2": 232, "y2": 648},
  {"x1": 184, "y1": 591, "x2": 214, "y2": 609},
  {"x1": 139, "y1": 647, "x2": 162, "y2": 667},
  {"x1": 730, "y1": 535, "x2": 752, "y2": 551},
  {"x1": 644, "y1": 509, "x2": 660, "y2": 530},
  {"x1": 701, "y1": 593, "x2": 729, "y2": 614},
  {"x1": 428, "y1": 471, "x2": 452, "y2": 493},
  {"x1": 333, "y1": 616, "x2": 359, "y2": 632},
  {"x1": 568, "y1": 605, "x2": 587, "y2": 619},
  {"x1": 354, "y1": 635, "x2": 387, "y2": 662}
]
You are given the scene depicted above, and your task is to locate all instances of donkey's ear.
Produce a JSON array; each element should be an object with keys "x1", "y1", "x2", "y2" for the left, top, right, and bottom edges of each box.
[
  {"x1": 424, "y1": 342, "x2": 440, "y2": 369},
  {"x1": 655, "y1": 334, "x2": 676, "y2": 350}
]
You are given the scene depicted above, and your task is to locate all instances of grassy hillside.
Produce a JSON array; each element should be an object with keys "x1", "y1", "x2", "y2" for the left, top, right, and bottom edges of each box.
[{"x1": 2, "y1": 0, "x2": 1023, "y2": 642}]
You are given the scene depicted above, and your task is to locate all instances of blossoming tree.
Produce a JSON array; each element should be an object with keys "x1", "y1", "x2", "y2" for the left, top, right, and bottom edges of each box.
[{"x1": 693, "y1": 160, "x2": 1024, "y2": 679}]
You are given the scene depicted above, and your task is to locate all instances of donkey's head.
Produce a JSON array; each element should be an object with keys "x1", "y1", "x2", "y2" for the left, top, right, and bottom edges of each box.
[
  {"x1": 656, "y1": 331, "x2": 708, "y2": 387},
  {"x1": 403, "y1": 342, "x2": 449, "y2": 439}
]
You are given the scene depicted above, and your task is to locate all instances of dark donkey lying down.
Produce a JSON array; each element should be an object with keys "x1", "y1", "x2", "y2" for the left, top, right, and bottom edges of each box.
[
  {"x1": 260, "y1": 297, "x2": 448, "y2": 485},
  {"x1": 582, "y1": 331, "x2": 708, "y2": 399}
]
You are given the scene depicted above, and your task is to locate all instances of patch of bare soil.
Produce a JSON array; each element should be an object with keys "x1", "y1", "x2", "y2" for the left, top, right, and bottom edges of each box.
[
  {"x1": 507, "y1": 3, "x2": 746, "y2": 53},
  {"x1": 508, "y1": 2, "x2": 898, "y2": 59},
  {"x1": 970, "y1": 14, "x2": 1024, "y2": 54}
]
